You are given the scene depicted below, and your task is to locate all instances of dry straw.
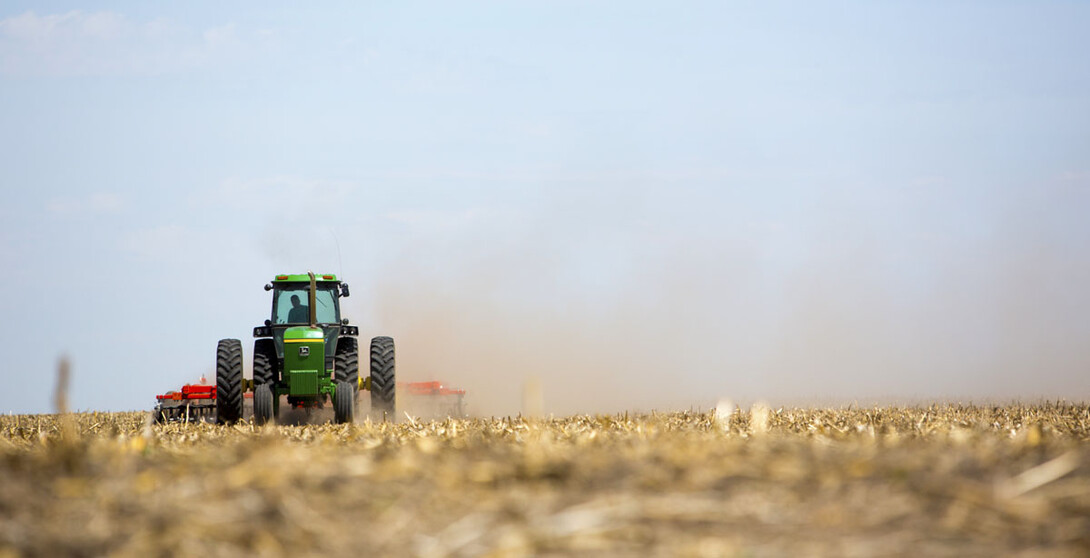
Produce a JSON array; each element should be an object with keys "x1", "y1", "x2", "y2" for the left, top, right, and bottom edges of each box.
[{"x1": 0, "y1": 402, "x2": 1087, "y2": 556}]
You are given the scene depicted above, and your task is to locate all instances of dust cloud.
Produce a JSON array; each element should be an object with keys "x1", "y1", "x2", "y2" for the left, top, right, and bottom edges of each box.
[{"x1": 355, "y1": 181, "x2": 1090, "y2": 417}]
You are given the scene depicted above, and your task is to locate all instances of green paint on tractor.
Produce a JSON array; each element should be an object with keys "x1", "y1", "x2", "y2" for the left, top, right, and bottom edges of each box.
[
  {"x1": 284, "y1": 327, "x2": 325, "y2": 340},
  {"x1": 284, "y1": 327, "x2": 324, "y2": 396}
]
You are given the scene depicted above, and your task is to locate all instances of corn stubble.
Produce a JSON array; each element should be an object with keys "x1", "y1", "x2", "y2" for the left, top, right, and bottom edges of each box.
[{"x1": 1, "y1": 404, "x2": 1088, "y2": 557}]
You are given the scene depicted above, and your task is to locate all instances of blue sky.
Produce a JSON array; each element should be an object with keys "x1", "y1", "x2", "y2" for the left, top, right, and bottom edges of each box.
[{"x1": 1, "y1": 2, "x2": 1088, "y2": 415}]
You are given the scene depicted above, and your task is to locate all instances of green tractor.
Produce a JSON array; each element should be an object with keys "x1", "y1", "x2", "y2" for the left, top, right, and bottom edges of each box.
[{"x1": 214, "y1": 272, "x2": 396, "y2": 425}]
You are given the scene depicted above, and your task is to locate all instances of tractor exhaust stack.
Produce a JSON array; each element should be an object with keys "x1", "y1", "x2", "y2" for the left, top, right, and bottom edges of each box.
[{"x1": 307, "y1": 271, "x2": 317, "y2": 328}]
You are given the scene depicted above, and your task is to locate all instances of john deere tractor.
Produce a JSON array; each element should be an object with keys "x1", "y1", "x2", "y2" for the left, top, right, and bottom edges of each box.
[{"x1": 214, "y1": 272, "x2": 396, "y2": 425}]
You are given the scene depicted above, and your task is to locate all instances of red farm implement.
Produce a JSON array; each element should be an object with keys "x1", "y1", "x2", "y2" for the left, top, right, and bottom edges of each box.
[
  {"x1": 153, "y1": 377, "x2": 463, "y2": 423},
  {"x1": 401, "y1": 381, "x2": 467, "y2": 418},
  {"x1": 153, "y1": 377, "x2": 252, "y2": 423}
]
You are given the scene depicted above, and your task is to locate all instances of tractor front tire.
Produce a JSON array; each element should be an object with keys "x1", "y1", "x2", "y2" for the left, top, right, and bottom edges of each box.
[
  {"x1": 369, "y1": 336, "x2": 396, "y2": 420},
  {"x1": 253, "y1": 338, "x2": 279, "y2": 387},
  {"x1": 254, "y1": 384, "x2": 274, "y2": 426},
  {"x1": 334, "y1": 381, "x2": 354, "y2": 424},
  {"x1": 215, "y1": 339, "x2": 244, "y2": 425},
  {"x1": 334, "y1": 337, "x2": 359, "y2": 395}
]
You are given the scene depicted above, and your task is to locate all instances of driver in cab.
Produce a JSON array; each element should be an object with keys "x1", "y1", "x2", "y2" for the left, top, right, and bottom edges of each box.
[{"x1": 287, "y1": 294, "x2": 309, "y2": 323}]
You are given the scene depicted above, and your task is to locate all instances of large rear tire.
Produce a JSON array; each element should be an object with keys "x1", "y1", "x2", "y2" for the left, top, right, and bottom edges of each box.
[
  {"x1": 215, "y1": 339, "x2": 244, "y2": 425},
  {"x1": 254, "y1": 383, "x2": 274, "y2": 426},
  {"x1": 253, "y1": 338, "x2": 279, "y2": 387},
  {"x1": 334, "y1": 381, "x2": 354, "y2": 424},
  {"x1": 369, "y1": 336, "x2": 396, "y2": 420},
  {"x1": 334, "y1": 337, "x2": 359, "y2": 396}
]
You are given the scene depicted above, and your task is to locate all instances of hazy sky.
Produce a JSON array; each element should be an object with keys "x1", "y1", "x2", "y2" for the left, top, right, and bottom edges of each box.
[{"x1": 2, "y1": 2, "x2": 1087, "y2": 415}]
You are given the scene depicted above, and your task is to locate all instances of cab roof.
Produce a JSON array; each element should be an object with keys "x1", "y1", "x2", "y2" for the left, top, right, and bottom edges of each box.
[{"x1": 272, "y1": 273, "x2": 339, "y2": 282}]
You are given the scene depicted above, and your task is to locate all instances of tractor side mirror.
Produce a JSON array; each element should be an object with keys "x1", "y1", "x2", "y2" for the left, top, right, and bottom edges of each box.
[
  {"x1": 265, "y1": 319, "x2": 272, "y2": 326},
  {"x1": 264, "y1": 283, "x2": 273, "y2": 291},
  {"x1": 340, "y1": 283, "x2": 350, "y2": 297}
]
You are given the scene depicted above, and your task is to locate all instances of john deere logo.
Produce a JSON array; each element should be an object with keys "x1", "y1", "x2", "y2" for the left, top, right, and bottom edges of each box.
[{"x1": 299, "y1": 346, "x2": 310, "y2": 357}]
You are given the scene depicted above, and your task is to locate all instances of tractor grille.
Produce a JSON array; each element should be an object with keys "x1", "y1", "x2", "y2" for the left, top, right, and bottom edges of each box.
[{"x1": 289, "y1": 370, "x2": 319, "y2": 396}]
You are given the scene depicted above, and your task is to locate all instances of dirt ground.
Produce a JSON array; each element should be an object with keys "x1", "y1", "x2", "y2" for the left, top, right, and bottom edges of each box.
[{"x1": 1, "y1": 403, "x2": 1088, "y2": 557}]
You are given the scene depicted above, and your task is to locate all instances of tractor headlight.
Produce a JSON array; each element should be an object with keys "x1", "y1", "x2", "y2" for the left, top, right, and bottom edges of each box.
[{"x1": 253, "y1": 326, "x2": 272, "y2": 337}]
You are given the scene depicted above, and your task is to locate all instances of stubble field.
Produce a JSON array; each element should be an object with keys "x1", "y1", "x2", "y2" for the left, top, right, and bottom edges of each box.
[{"x1": 1, "y1": 403, "x2": 1088, "y2": 557}]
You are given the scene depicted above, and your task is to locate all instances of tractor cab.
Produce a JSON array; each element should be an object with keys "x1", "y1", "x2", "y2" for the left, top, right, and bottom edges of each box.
[
  {"x1": 270, "y1": 277, "x2": 346, "y2": 326},
  {"x1": 253, "y1": 274, "x2": 357, "y2": 372}
]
